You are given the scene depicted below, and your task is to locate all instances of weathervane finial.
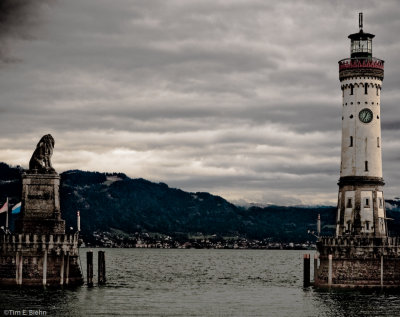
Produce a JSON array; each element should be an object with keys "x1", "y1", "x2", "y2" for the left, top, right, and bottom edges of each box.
[{"x1": 359, "y1": 12, "x2": 363, "y2": 31}]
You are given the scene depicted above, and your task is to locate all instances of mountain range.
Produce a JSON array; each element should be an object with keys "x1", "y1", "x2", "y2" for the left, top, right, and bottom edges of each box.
[{"x1": 1, "y1": 162, "x2": 400, "y2": 242}]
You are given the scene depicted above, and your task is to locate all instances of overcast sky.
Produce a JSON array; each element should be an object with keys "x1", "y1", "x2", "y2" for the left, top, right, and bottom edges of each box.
[{"x1": 1, "y1": 0, "x2": 400, "y2": 205}]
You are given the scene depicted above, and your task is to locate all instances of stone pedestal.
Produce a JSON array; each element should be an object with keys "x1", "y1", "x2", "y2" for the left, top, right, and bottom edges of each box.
[{"x1": 15, "y1": 174, "x2": 65, "y2": 234}]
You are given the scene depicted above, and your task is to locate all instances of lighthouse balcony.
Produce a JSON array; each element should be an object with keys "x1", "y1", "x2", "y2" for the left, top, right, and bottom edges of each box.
[
  {"x1": 339, "y1": 57, "x2": 384, "y2": 70},
  {"x1": 339, "y1": 57, "x2": 384, "y2": 80}
]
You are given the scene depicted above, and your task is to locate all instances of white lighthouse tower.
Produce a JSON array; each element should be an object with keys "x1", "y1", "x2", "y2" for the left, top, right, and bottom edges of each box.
[
  {"x1": 336, "y1": 13, "x2": 386, "y2": 237},
  {"x1": 315, "y1": 13, "x2": 400, "y2": 289}
]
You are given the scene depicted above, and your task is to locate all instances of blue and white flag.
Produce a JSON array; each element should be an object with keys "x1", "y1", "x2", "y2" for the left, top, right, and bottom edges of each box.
[{"x1": 12, "y1": 202, "x2": 21, "y2": 214}]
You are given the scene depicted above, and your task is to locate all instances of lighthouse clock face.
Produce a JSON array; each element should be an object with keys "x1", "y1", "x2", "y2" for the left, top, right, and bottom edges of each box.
[{"x1": 359, "y1": 108, "x2": 373, "y2": 123}]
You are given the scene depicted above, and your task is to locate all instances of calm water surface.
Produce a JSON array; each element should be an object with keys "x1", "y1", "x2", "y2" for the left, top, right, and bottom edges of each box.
[{"x1": 1, "y1": 249, "x2": 400, "y2": 316}]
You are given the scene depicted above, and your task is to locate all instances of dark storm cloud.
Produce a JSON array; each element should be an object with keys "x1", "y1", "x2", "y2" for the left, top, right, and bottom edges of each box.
[
  {"x1": 1, "y1": 0, "x2": 400, "y2": 205},
  {"x1": 0, "y1": 0, "x2": 34, "y2": 35},
  {"x1": 0, "y1": 0, "x2": 53, "y2": 62}
]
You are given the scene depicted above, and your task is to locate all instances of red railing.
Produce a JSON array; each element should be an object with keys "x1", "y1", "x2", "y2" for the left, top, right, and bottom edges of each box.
[{"x1": 339, "y1": 57, "x2": 384, "y2": 71}]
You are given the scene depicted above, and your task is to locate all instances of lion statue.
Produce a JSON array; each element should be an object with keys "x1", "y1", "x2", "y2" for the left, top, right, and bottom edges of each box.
[{"x1": 29, "y1": 134, "x2": 56, "y2": 174}]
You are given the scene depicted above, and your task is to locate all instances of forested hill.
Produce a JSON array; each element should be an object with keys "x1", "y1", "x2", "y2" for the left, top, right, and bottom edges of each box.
[{"x1": 1, "y1": 162, "x2": 400, "y2": 242}]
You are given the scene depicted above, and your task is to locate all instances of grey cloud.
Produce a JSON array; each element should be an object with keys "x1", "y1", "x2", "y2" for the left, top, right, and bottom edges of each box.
[
  {"x1": 1, "y1": 0, "x2": 400, "y2": 205},
  {"x1": 382, "y1": 121, "x2": 400, "y2": 131}
]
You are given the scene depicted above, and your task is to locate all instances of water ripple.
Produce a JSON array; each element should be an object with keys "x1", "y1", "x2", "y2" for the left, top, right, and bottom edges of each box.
[{"x1": 1, "y1": 249, "x2": 400, "y2": 316}]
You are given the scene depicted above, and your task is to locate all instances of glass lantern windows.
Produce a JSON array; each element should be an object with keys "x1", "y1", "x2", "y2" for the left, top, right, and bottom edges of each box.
[{"x1": 351, "y1": 39, "x2": 372, "y2": 54}]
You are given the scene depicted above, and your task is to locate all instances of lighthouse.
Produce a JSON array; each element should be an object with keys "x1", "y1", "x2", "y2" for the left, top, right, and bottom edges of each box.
[
  {"x1": 336, "y1": 13, "x2": 386, "y2": 237},
  {"x1": 314, "y1": 14, "x2": 400, "y2": 288}
]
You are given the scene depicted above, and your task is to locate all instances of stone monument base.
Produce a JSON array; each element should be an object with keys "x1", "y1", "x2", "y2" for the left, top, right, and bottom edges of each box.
[
  {"x1": 15, "y1": 173, "x2": 65, "y2": 234},
  {"x1": 15, "y1": 218, "x2": 65, "y2": 235},
  {"x1": 0, "y1": 234, "x2": 83, "y2": 286},
  {"x1": 316, "y1": 236, "x2": 400, "y2": 288}
]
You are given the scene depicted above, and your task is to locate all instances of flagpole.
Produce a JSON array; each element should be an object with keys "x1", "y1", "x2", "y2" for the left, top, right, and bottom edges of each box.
[
  {"x1": 77, "y1": 210, "x2": 81, "y2": 232},
  {"x1": 5, "y1": 198, "x2": 8, "y2": 230}
]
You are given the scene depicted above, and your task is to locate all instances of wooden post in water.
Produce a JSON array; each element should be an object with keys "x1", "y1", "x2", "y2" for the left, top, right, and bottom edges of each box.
[
  {"x1": 303, "y1": 254, "x2": 310, "y2": 287},
  {"x1": 314, "y1": 254, "x2": 318, "y2": 285},
  {"x1": 328, "y1": 254, "x2": 333, "y2": 287},
  {"x1": 380, "y1": 255, "x2": 384, "y2": 287},
  {"x1": 87, "y1": 250, "x2": 93, "y2": 287},
  {"x1": 98, "y1": 250, "x2": 106, "y2": 285}
]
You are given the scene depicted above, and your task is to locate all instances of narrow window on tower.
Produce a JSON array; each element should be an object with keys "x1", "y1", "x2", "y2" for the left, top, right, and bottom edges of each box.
[
  {"x1": 350, "y1": 85, "x2": 354, "y2": 95},
  {"x1": 376, "y1": 87, "x2": 379, "y2": 96},
  {"x1": 347, "y1": 198, "x2": 352, "y2": 208},
  {"x1": 365, "y1": 161, "x2": 369, "y2": 172},
  {"x1": 365, "y1": 198, "x2": 370, "y2": 207},
  {"x1": 364, "y1": 83, "x2": 368, "y2": 95},
  {"x1": 377, "y1": 137, "x2": 380, "y2": 148},
  {"x1": 379, "y1": 198, "x2": 383, "y2": 208},
  {"x1": 366, "y1": 221, "x2": 370, "y2": 230},
  {"x1": 350, "y1": 136, "x2": 353, "y2": 147}
]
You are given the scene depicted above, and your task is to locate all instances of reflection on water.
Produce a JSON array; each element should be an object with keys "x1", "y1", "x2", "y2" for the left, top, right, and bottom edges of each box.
[
  {"x1": 314, "y1": 289, "x2": 400, "y2": 317},
  {"x1": 1, "y1": 249, "x2": 400, "y2": 316}
]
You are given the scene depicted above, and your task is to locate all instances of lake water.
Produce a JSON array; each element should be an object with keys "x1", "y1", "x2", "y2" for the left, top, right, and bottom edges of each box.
[{"x1": 1, "y1": 249, "x2": 400, "y2": 316}]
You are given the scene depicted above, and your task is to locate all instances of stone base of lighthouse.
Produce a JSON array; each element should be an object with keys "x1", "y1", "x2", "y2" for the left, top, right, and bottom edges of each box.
[
  {"x1": 0, "y1": 233, "x2": 83, "y2": 286},
  {"x1": 336, "y1": 176, "x2": 387, "y2": 237},
  {"x1": 315, "y1": 237, "x2": 400, "y2": 288}
]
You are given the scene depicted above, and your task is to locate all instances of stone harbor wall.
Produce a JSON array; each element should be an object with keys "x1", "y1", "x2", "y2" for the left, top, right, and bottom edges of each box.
[
  {"x1": 316, "y1": 236, "x2": 400, "y2": 288},
  {"x1": 0, "y1": 233, "x2": 83, "y2": 286}
]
